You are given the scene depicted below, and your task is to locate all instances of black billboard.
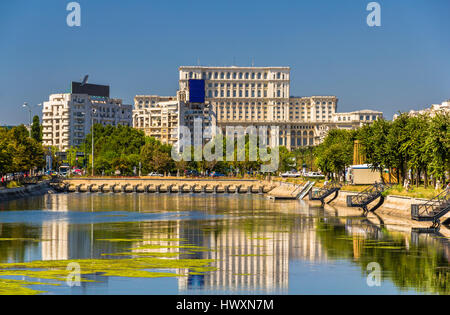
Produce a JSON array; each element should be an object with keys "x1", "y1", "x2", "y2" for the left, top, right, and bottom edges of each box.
[{"x1": 71, "y1": 82, "x2": 110, "y2": 98}]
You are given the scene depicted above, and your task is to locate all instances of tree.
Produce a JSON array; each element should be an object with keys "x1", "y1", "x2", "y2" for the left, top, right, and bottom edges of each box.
[
  {"x1": 426, "y1": 112, "x2": 450, "y2": 184},
  {"x1": 149, "y1": 151, "x2": 173, "y2": 173},
  {"x1": 386, "y1": 113, "x2": 410, "y2": 184},
  {"x1": 0, "y1": 128, "x2": 12, "y2": 176},
  {"x1": 278, "y1": 146, "x2": 295, "y2": 173},
  {"x1": 358, "y1": 119, "x2": 392, "y2": 183},
  {"x1": 140, "y1": 137, "x2": 173, "y2": 174},
  {"x1": 315, "y1": 129, "x2": 354, "y2": 179},
  {"x1": 31, "y1": 115, "x2": 42, "y2": 143},
  {"x1": 81, "y1": 124, "x2": 148, "y2": 175},
  {"x1": 4, "y1": 125, "x2": 45, "y2": 174},
  {"x1": 402, "y1": 115, "x2": 431, "y2": 186}
]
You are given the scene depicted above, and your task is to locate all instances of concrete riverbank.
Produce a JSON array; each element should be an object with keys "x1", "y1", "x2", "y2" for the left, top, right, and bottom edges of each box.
[{"x1": 0, "y1": 181, "x2": 54, "y2": 202}]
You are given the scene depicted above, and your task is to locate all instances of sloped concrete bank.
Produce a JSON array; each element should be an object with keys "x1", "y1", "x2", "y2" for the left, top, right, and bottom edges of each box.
[{"x1": 0, "y1": 181, "x2": 54, "y2": 202}]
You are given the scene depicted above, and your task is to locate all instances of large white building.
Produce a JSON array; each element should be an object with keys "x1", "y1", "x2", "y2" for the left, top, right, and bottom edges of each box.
[
  {"x1": 42, "y1": 82, "x2": 132, "y2": 151},
  {"x1": 133, "y1": 65, "x2": 383, "y2": 149}
]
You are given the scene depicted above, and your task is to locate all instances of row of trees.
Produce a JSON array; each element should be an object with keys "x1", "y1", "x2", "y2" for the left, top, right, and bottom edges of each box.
[
  {"x1": 358, "y1": 112, "x2": 449, "y2": 186},
  {"x1": 314, "y1": 112, "x2": 449, "y2": 186},
  {"x1": 64, "y1": 125, "x2": 296, "y2": 176},
  {"x1": 0, "y1": 124, "x2": 45, "y2": 177}
]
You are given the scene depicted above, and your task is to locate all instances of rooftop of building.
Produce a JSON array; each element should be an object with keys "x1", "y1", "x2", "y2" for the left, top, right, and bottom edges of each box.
[
  {"x1": 179, "y1": 66, "x2": 290, "y2": 70},
  {"x1": 290, "y1": 95, "x2": 337, "y2": 99},
  {"x1": 335, "y1": 109, "x2": 383, "y2": 114}
]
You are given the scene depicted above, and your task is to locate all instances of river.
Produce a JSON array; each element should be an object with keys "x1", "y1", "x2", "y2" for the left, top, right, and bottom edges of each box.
[{"x1": 0, "y1": 193, "x2": 448, "y2": 295}]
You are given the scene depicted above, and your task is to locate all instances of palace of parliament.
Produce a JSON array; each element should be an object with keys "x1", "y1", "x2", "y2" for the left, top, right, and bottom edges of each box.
[{"x1": 133, "y1": 66, "x2": 383, "y2": 150}]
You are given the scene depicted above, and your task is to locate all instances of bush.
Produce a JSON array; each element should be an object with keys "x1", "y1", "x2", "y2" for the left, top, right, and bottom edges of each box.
[{"x1": 6, "y1": 181, "x2": 21, "y2": 189}]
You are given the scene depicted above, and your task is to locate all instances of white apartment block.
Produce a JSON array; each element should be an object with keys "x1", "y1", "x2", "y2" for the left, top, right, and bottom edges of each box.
[
  {"x1": 393, "y1": 99, "x2": 450, "y2": 120},
  {"x1": 133, "y1": 65, "x2": 383, "y2": 150},
  {"x1": 43, "y1": 87, "x2": 132, "y2": 151}
]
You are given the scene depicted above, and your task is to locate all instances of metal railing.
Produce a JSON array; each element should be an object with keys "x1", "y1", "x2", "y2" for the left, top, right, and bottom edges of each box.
[
  {"x1": 411, "y1": 190, "x2": 450, "y2": 220},
  {"x1": 310, "y1": 181, "x2": 341, "y2": 200},
  {"x1": 347, "y1": 183, "x2": 390, "y2": 207}
]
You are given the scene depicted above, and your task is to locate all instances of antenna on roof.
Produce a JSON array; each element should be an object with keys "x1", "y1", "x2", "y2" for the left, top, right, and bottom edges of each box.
[
  {"x1": 197, "y1": 57, "x2": 200, "y2": 66},
  {"x1": 81, "y1": 75, "x2": 89, "y2": 86},
  {"x1": 251, "y1": 57, "x2": 254, "y2": 67}
]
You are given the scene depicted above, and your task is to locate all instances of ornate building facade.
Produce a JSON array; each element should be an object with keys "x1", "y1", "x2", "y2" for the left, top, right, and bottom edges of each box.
[{"x1": 133, "y1": 66, "x2": 383, "y2": 149}]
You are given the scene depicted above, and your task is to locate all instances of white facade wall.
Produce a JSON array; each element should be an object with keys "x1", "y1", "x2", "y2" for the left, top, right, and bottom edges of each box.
[{"x1": 42, "y1": 93, "x2": 132, "y2": 151}]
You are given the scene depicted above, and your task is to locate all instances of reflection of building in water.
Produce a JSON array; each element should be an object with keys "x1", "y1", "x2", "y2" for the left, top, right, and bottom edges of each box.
[
  {"x1": 175, "y1": 216, "x2": 330, "y2": 293},
  {"x1": 41, "y1": 194, "x2": 69, "y2": 260},
  {"x1": 178, "y1": 221, "x2": 289, "y2": 293},
  {"x1": 43, "y1": 193, "x2": 69, "y2": 212},
  {"x1": 41, "y1": 222, "x2": 69, "y2": 260},
  {"x1": 207, "y1": 228, "x2": 289, "y2": 293},
  {"x1": 131, "y1": 220, "x2": 182, "y2": 257},
  {"x1": 289, "y1": 217, "x2": 327, "y2": 262}
]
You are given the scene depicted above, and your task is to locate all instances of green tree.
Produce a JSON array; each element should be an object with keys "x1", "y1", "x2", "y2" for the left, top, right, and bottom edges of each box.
[
  {"x1": 402, "y1": 115, "x2": 431, "y2": 186},
  {"x1": 315, "y1": 129, "x2": 354, "y2": 179},
  {"x1": 386, "y1": 113, "x2": 410, "y2": 184},
  {"x1": 426, "y1": 112, "x2": 450, "y2": 184},
  {"x1": 0, "y1": 128, "x2": 13, "y2": 176},
  {"x1": 7, "y1": 125, "x2": 44, "y2": 173},
  {"x1": 31, "y1": 115, "x2": 42, "y2": 143},
  {"x1": 358, "y1": 119, "x2": 392, "y2": 183}
]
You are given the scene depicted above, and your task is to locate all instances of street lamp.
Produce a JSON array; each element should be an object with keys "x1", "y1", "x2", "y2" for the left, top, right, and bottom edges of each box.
[{"x1": 22, "y1": 102, "x2": 31, "y2": 137}]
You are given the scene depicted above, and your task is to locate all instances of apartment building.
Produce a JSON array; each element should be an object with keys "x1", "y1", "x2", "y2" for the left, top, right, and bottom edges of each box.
[
  {"x1": 42, "y1": 82, "x2": 132, "y2": 151},
  {"x1": 393, "y1": 99, "x2": 450, "y2": 120},
  {"x1": 133, "y1": 95, "x2": 178, "y2": 145}
]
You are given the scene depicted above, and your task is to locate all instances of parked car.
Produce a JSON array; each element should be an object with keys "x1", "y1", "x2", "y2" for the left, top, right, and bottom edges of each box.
[
  {"x1": 210, "y1": 172, "x2": 225, "y2": 177},
  {"x1": 71, "y1": 169, "x2": 83, "y2": 176},
  {"x1": 186, "y1": 170, "x2": 200, "y2": 177},
  {"x1": 306, "y1": 172, "x2": 325, "y2": 178},
  {"x1": 148, "y1": 172, "x2": 164, "y2": 177},
  {"x1": 281, "y1": 171, "x2": 301, "y2": 178}
]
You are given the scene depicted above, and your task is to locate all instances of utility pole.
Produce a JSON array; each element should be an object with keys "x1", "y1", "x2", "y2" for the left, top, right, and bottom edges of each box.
[{"x1": 22, "y1": 102, "x2": 32, "y2": 137}]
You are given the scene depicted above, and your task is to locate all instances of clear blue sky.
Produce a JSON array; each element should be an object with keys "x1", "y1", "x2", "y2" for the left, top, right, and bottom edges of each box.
[{"x1": 1, "y1": 0, "x2": 449, "y2": 125}]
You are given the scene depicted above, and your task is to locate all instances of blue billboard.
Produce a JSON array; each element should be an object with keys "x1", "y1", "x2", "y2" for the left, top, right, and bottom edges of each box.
[{"x1": 189, "y1": 79, "x2": 205, "y2": 103}]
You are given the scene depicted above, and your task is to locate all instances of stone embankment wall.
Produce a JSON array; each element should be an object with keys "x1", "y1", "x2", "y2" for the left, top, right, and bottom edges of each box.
[{"x1": 0, "y1": 181, "x2": 53, "y2": 202}]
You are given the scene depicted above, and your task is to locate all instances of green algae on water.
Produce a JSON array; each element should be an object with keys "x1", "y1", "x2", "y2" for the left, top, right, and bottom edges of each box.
[
  {"x1": 0, "y1": 254, "x2": 216, "y2": 295},
  {"x1": 96, "y1": 238, "x2": 186, "y2": 242},
  {"x1": 0, "y1": 278, "x2": 54, "y2": 295}
]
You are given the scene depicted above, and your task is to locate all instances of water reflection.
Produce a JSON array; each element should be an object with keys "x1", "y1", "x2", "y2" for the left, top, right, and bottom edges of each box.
[{"x1": 0, "y1": 193, "x2": 448, "y2": 294}]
